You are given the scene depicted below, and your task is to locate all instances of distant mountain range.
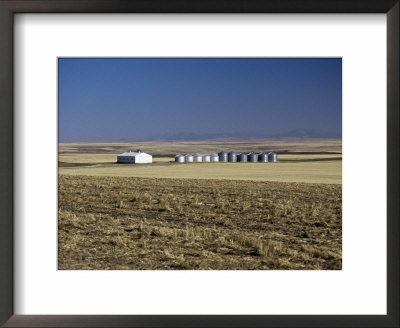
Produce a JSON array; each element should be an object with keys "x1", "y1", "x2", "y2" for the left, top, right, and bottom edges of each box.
[
  {"x1": 61, "y1": 129, "x2": 341, "y2": 143},
  {"x1": 137, "y1": 129, "x2": 341, "y2": 142}
]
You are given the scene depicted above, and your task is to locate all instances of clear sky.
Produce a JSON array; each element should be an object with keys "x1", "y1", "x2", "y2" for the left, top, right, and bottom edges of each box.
[{"x1": 58, "y1": 58, "x2": 341, "y2": 142}]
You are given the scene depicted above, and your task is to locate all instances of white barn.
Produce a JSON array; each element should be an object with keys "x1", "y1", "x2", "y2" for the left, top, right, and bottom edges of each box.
[{"x1": 117, "y1": 151, "x2": 152, "y2": 164}]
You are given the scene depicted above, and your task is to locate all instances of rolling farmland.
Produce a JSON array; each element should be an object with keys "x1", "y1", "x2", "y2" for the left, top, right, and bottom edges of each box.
[{"x1": 58, "y1": 139, "x2": 342, "y2": 270}]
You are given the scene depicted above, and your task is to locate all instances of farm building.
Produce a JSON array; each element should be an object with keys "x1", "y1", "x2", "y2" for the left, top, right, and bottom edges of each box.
[
  {"x1": 218, "y1": 151, "x2": 228, "y2": 162},
  {"x1": 175, "y1": 154, "x2": 185, "y2": 163},
  {"x1": 194, "y1": 153, "x2": 203, "y2": 162},
  {"x1": 258, "y1": 152, "x2": 268, "y2": 162},
  {"x1": 268, "y1": 152, "x2": 278, "y2": 162},
  {"x1": 173, "y1": 151, "x2": 278, "y2": 164},
  {"x1": 203, "y1": 154, "x2": 211, "y2": 162},
  {"x1": 117, "y1": 151, "x2": 152, "y2": 164},
  {"x1": 247, "y1": 152, "x2": 258, "y2": 162},
  {"x1": 238, "y1": 153, "x2": 248, "y2": 162},
  {"x1": 211, "y1": 153, "x2": 219, "y2": 162},
  {"x1": 228, "y1": 151, "x2": 237, "y2": 162},
  {"x1": 185, "y1": 154, "x2": 194, "y2": 162}
]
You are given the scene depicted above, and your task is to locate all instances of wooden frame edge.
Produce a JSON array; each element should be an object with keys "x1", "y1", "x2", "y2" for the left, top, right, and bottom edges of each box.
[
  {"x1": 387, "y1": 2, "x2": 400, "y2": 326},
  {"x1": 0, "y1": 1, "x2": 398, "y2": 327},
  {"x1": 0, "y1": 0, "x2": 14, "y2": 327}
]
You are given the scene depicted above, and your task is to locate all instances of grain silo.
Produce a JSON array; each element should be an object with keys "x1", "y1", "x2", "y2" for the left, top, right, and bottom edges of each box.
[
  {"x1": 228, "y1": 151, "x2": 237, "y2": 162},
  {"x1": 247, "y1": 152, "x2": 258, "y2": 163},
  {"x1": 218, "y1": 151, "x2": 228, "y2": 162},
  {"x1": 211, "y1": 153, "x2": 219, "y2": 162},
  {"x1": 268, "y1": 152, "x2": 278, "y2": 162},
  {"x1": 185, "y1": 154, "x2": 194, "y2": 163},
  {"x1": 175, "y1": 154, "x2": 185, "y2": 163},
  {"x1": 194, "y1": 153, "x2": 203, "y2": 162},
  {"x1": 203, "y1": 154, "x2": 211, "y2": 162},
  {"x1": 258, "y1": 152, "x2": 268, "y2": 162},
  {"x1": 237, "y1": 152, "x2": 248, "y2": 162}
]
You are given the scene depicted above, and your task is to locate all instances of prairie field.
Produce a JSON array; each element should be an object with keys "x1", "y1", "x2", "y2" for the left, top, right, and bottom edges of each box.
[
  {"x1": 59, "y1": 139, "x2": 341, "y2": 184},
  {"x1": 59, "y1": 158, "x2": 341, "y2": 184},
  {"x1": 58, "y1": 139, "x2": 342, "y2": 270},
  {"x1": 59, "y1": 138, "x2": 342, "y2": 156}
]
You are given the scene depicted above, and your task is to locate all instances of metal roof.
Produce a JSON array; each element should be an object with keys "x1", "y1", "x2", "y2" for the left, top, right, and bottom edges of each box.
[{"x1": 118, "y1": 151, "x2": 151, "y2": 157}]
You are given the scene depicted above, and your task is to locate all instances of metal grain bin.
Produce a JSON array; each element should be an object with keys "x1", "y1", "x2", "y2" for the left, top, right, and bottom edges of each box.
[
  {"x1": 237, "y1": 152, "x2": 248, "y2": 162},
  {"x1": 203, "y1": 154, "x2": 211, "y2": 162},
  {"x1": 175, "y1": 154, "x2": 185, "y2": 163},
  {"x1": 194, "y1": 153, "x2": 203, "y2": 162},
  {"x1": 228, "y1": 151, "x2": 237, "y2": 162},
  {"x1": 258, "y1": 152, "x2": 268, "y2": 162},
  {"x1": 268, "y1": 152, "x2": 278, "y2": 162},
  {"x1": 218, "y1": 151, "x2": 228, "y2": 162},
  {"x1": 211, "y1": 153, "x2": 219, "y2": 162},
  {"x1": 185, "y1": 154, "x2": 194, "y2": 162},
  {"x1": 247, "y1": 152, "x2": 258, "y2": 162}
]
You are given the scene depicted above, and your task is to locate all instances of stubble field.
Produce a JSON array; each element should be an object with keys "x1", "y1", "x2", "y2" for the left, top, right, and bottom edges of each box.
[{"x1": 59, "y1": 176, "x2": 342, "y2": 270}]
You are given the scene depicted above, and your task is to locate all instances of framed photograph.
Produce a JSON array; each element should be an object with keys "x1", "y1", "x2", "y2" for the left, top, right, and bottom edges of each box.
[
  {"x1": 57, "y1": 56, "x2": 343, "y2": 272},
  {"x1": 0, "y1": 0, "x2": 398, "y2": 327}
]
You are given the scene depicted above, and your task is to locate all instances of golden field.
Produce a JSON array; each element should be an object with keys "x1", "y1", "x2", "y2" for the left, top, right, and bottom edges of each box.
[
  {"x1": 59, "y1": 139, "x2": 341, "y2": 184},
  {"x1": 58, "y1": 139, "x2": 342, "y2": 270},
  {"x1": 59, "y1": 158, "x2": 341, "y2": 184},
  {"x1": 59, "y1": 138, "x2": 342, "y2": 156}
]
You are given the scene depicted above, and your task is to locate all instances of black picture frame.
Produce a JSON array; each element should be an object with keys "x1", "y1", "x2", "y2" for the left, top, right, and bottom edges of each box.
[{"x1": 0, "y1": 1, "x2": 398, "y2": 327}]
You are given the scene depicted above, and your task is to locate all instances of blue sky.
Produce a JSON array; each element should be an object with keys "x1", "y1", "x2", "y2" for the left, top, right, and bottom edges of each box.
[{"x1": 58, "y1": 58, "x2": 342, "y2": 142}]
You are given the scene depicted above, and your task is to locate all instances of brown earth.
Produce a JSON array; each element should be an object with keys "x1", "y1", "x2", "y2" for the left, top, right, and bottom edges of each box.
[{"x1": 58, "y1": 175, "x2": 342, "y2": 270}]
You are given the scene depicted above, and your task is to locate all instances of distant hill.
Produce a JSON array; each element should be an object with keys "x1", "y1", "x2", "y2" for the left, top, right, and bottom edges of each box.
[
  {"x1": 59, "y1": 129, "x2": 341, "y2": 143},
  {"x1": 142, "y1": 129, "x2": 341, "y2": 142}
]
